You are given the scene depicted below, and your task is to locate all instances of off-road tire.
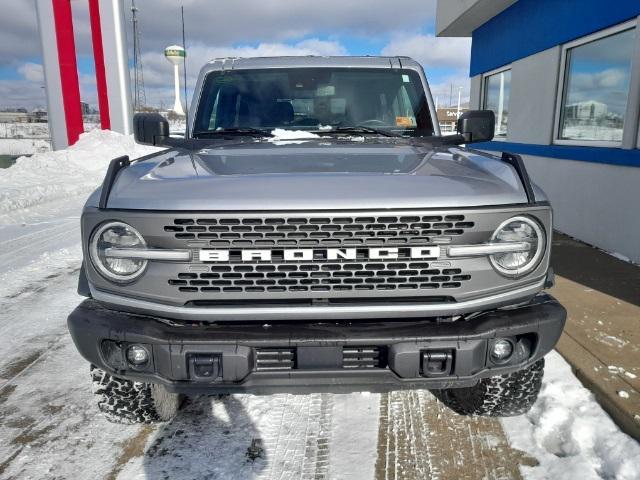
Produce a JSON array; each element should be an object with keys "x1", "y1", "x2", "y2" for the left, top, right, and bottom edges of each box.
[
  {"x1": 90, "y1": 366, "x2": 182, "y2": 424},
  {"x1": 433, "y1": 358, "x2": 544, "y2": 417}
]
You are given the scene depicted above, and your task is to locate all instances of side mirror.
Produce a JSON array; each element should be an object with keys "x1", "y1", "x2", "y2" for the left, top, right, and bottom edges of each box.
[
  {"x1": 456, "y1": 110, "x2": 495, "y2": 143},
  {"x1": 133, "y1": 113, "x2": 169, "y2": 146}
]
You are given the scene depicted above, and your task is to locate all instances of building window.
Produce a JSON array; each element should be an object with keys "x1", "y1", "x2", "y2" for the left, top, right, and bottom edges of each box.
[
  {"x1": 482, "y1": 68, "x2": 511, "y2": 138},
  {"x1": 557, "y1": 24, "x2": 636, "y2": 145}
]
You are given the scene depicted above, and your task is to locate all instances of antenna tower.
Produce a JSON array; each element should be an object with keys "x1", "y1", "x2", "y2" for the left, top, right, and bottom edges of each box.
[{"x1": 131, "y1": 0, "x2": 146, "y2": 110}]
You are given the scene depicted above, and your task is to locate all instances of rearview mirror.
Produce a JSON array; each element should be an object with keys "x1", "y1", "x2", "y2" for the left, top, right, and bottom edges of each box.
[
  {"x1": 456, "y1": 110, "x2": 495, "y2": 143},
  {"x1": 133, "y1": 113, "x2": 169, "y2": 146}
]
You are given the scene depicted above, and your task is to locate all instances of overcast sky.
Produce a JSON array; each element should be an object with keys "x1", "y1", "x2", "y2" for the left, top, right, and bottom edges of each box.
[{"x1": 0, "y1": 0, "x2": 471, "y2": 111}]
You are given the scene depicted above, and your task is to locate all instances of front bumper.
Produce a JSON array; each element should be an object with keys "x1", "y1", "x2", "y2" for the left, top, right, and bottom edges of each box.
[{"x1": 67, "y1": 294, "x2": 566, "y2": 394}]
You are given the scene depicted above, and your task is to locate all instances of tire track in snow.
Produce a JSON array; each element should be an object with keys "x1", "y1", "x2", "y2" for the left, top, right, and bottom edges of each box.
[
  {"x1": 259, "y1": 393, "x2": 333, "y2": 480},
  {"x1": 375, "y1": 390, "x2": 538, "y2": 480}
]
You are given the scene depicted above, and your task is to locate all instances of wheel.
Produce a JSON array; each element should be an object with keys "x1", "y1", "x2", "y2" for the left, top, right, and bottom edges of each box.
[
  {"x1": 90, "y1": 365, "x2": 182, "y2": 424},
  {"x1": 432, "y1": 358, "x2": 544, "y2": 417}
]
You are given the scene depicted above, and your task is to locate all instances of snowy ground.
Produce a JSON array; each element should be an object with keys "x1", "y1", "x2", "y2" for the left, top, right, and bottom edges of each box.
[{"x1": 0, "y1": 131, "x2": 638, "y2": 479}]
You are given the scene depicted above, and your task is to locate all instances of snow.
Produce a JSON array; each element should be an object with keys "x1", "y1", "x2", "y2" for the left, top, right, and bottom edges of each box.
[
  {"x1": 501, "y1": 351, "x2": 640, "y2": 480},
  {"x1": 270, "y1": 128, "x2": 320, "y2": 140},
  {"x1": 0, "y1": 138, "x2": 50, "y2": 156},
  {"x1": 268, "y1": 128, "x2": 321, "y2": 145},
  {"x1": 1, "y1": 132, "x2": 639, "y2": 479},
  {"x1": 0, "y1": 129, "x2": 161, "y2": 216}
]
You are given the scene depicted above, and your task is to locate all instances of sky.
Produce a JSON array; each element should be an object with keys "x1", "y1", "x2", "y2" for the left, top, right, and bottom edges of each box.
[{"x1": 0, "y1": 0, "x2": 471, "y2": 112}]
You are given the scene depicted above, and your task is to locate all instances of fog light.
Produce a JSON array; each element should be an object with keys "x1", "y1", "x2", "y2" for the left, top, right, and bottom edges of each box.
[
  {"x1": 126, "y1": 345, "x2": 149, "y2": 366},
  {"x1": 491, "y1": 339, "x2": 513, "y2": 362}
]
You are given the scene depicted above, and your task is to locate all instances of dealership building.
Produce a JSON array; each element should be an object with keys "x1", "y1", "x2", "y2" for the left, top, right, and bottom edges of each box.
[{"x1": 436, "y1": 1, "x2": 640, "y2": 263}]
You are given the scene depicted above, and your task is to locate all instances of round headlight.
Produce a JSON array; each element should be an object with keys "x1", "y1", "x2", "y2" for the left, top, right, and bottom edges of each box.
[
  {"x1": 490, "y1": 216, "x2": 545, "y2": 277},
  {"x1": 89, "y1": 222, "x2": 147, "y2": 282}
]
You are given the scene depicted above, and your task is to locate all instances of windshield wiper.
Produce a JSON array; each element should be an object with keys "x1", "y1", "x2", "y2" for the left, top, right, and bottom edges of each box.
[
  {"x1": 315, "y1": 126, "x2": 402, "y2": 138},
  {"x1": 194, "y1": 127, "x2": 273, "y2": 138}
]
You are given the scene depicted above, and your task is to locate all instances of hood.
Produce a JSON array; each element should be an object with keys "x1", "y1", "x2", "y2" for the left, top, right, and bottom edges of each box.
[{"x1": 102, "y1": 139, "x2": 530, "y2": 211}]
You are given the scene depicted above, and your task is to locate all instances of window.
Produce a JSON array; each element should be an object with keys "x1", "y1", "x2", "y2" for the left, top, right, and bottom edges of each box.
[
  {"x1": 482, "y1": 68, "x2": 511, "y2": 138},
  {"x1": 193, "y1": 68, "x2": 434, "y2": 136},
  {"x1": 557, "y1": 24, "x2": 636, "y2": 145}
]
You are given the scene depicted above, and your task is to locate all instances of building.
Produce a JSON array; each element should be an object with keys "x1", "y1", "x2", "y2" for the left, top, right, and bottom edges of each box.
[
  {"x1": 436, "y1": 1, "x2": 640, "y2": 263},
  {"x1": 437, "y1": 107, "x2": 468, "y2": 134}
]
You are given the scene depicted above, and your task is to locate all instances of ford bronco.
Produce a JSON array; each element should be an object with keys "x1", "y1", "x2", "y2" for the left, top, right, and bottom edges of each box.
[{"x1": 67, "y1": 56, "x2": 566, "y2": 423}]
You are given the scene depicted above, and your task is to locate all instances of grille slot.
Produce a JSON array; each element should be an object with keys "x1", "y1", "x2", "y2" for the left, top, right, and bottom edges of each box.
[
  {"x1": 165, "y1": 214, "x2": 475, "y2": 247},
  {"x1": 169, "y1": 262, "x2": 470, "y2": 293},
  {"x1": 343, "y1": 347, "x2": 386, "y2": 369},
  {"x1": 255, "y1": 348, "x2": 296, "y2": 371}
]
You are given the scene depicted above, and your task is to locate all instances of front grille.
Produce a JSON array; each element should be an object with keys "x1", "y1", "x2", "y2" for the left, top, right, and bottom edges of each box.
[
  {"x1": 255, "y1": 348, "x2": 296, "y2": 371},
  {"x1": 343, "y1": 347, "x2": 386, "y2": 369},
  {"x1": 169, "y1": 262, "x2": 471, "y2": 294},
  {"x1": 164, "y1": 214, "x2": 475, "y2": 248}
]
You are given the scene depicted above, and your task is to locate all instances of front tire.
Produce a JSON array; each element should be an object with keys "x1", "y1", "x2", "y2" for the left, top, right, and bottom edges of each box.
[
  {"x1": 90, "y1": 366, "x2": 182, "y2": 424},
  {"x1": 433, "y1": 358, "x2": 544, "y2": 417}
]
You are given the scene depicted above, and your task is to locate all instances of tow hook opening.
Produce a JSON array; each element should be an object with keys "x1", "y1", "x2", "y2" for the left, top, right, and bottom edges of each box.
[
  {"x1": 188, "y1": 353, "x2": 222, "y2": 381},
  {"x1": 421, "y1": 350, "x2": 454, "y2": 377}
]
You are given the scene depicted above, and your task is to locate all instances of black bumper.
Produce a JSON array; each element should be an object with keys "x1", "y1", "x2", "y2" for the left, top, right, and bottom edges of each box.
[{"x1": 67, "y1": 294, "x2": 566, "y2": 394}]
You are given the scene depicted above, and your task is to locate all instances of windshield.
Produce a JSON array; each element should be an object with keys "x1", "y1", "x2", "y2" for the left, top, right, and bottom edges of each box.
[{"x1": 193, "y1": 67, "x2": 434, "y2": 137}]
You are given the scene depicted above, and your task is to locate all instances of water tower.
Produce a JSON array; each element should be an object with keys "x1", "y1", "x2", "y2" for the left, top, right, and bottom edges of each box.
[{"x1": 164, "y1": 45, "x2": 186, "y2": 116}]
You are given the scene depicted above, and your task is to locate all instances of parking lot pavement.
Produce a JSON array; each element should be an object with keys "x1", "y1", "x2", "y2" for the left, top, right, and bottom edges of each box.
[{"x1": 551, "y1": 233, "x2": 640, "y2": 439}]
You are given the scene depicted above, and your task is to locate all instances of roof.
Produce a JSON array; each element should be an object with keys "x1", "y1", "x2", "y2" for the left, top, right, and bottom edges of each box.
[
  {"x1": 436, "y1": 0, "x2": 516, "y2": 37},
  {"x1": 204, "y1": 56, "x2": 422, "y2": 70}
]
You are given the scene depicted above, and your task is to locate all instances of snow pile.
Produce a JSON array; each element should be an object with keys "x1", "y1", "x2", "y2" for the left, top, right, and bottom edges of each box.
[
  {"x1": 0, "y1": 129, "x2": 161, "y2": 215},
  {"x1": 501, "y1": 351, "x2": 640, "y2": 480}
]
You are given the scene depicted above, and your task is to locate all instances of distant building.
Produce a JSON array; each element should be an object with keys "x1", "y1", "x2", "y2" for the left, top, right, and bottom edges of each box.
[
  {"x1": 32, "y1": 108, "x2": 48, "y2": 123},
  {"x1": 564, "y1": 101, "x2": 607, "y2": 121},
  {"x1": 437, "y1": 107, "x2": 468, "y2": 133},
  {"x1": 0, "y1": 111, "x2": 30, "y2": 123}
]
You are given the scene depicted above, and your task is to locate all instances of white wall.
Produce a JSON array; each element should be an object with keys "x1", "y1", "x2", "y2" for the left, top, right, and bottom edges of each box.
[
  {"x1": 524, "y1": 155, "x2": 640, "y2": 263},
  {"x1": 508, "y1": 47, "x2": 561, "y2": 144},
  {"x1": 470, "y1": 75, "x2": 482, "y2": 109}
]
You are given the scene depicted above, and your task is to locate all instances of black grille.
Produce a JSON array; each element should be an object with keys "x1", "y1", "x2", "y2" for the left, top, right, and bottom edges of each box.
[
  {"x1": 164, "y1": 214, "x2": 475, "y2": 248},
  {"x1": 255, "y1": 348, "x2": 296, "y2": 371},
  {"x1": 169, "y1": 262, "x2": 471, "y2": 294},
  {"x1": 254, "y1": 347, "x2": 386, "y2": 371},
  {"x1": 343, "y1": 347, "x2": 386, "y2": 369}
]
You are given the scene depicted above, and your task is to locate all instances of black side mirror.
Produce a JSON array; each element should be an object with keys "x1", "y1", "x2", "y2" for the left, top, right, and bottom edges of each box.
[
  {"x1": 456, "y1": 110, "x2": 495, "y2": 143},
  {"x1": 133, "y1": 113, "x2": 169, "y2": 146}
]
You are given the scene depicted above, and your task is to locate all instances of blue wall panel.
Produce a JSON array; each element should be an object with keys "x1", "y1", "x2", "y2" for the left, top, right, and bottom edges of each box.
[
  {"x1": 470, "y1": 0, "x2": 640, "y2": 76},
  {"x1": 471, "y1": 141, "x2": 640, "y2": 168}
]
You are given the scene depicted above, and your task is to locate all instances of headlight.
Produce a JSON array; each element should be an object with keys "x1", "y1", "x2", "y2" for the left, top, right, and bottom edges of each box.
[
  {"x1": 490, "y1": 216, "x2": 545, "y2": 277},
  {"x1": 89, "y1": 222, "x2": 147, "y2": 282}
]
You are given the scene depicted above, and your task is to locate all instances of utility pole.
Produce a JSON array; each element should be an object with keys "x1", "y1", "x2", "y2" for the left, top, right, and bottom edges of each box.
[{"x1": 131, "y1": 0, "x2": 146, "y2": 110}]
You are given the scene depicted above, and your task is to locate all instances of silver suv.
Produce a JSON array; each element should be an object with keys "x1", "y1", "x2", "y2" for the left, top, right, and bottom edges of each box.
[{"x1": 68, "y1": 56, "x2": 566, "y2": 424}]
